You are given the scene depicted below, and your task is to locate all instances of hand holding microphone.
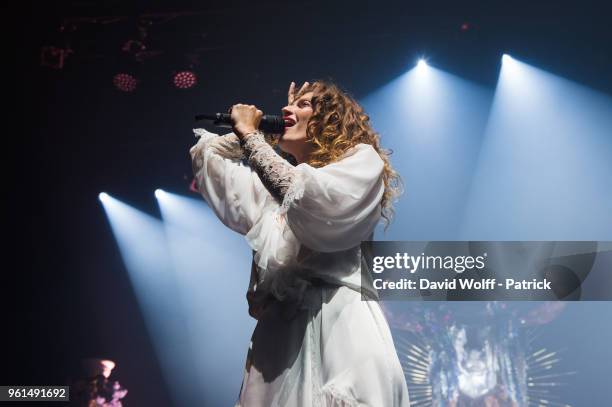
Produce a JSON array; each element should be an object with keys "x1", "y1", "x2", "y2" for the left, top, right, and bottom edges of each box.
[
  {"x1": 228, "y1": 104, "x2": 263, "y2": 140},
  {"x1": 194, "y1": 81, "x2": 309, "y2": 135},
  {"x1": 194, "y1": 109, "x2": 284, "y2": 134}
]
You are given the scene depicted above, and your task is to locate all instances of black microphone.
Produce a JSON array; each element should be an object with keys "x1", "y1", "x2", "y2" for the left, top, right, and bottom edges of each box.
[{"x1": 194, "y1": 113, "x2": 284, "y2": 134}]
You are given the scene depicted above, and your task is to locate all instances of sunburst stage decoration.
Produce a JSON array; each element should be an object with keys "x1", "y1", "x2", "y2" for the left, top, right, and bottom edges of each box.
[{"x1": 385, "y1": 302, "x2": 574, "y2": 407}]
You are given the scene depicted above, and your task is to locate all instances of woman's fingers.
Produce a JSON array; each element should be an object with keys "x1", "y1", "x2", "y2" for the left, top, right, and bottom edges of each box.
[
  {"x1": 298, "y1": 81, "x2": 310, "y2": 96},
  {"x1": 288, "y1": 81, "x2": 310, "y2": 104},
  {"x1": 288, "y1": 81, "x2": 296, "y2": 104},
  {"x1": 229, "y1": 103, "x2": 262, "y2": 137},
  {"x1": 230, "y1": 104, "x2": 263, "y2": 122}
]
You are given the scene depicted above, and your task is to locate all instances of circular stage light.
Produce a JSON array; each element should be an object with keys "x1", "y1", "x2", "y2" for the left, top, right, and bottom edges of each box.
[
  {"x1": 173, "y1": 71, "x2": 197, "y2": 89},
  {"x1": 113, "y1": 73, "x2": 138, "y2": 92}
]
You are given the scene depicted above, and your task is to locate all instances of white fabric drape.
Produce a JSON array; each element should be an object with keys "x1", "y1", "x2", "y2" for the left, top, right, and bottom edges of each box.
[{"x1": 190, "y1": 129, "x2": 410, "y2": 406}]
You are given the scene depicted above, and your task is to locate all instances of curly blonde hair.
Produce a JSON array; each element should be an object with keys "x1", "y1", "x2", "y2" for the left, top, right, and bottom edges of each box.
[{"x1": 267, "y1": 80, "x2": 404, "y2": 229}]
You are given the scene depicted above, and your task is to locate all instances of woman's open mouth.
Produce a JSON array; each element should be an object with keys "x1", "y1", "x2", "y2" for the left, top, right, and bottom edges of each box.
[{"x1": 283, "y1": 117, "x2": 296, "y2": 129}]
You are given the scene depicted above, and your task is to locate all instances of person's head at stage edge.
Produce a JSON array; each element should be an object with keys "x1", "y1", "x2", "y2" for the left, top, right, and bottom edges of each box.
[{"x1": 277, "y1": 80, "x2": 403, "y2": 228}]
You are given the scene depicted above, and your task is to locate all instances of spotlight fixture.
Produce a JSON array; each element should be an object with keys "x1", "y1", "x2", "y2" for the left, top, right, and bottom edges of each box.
[
  {"x1": 417, "y1": 59, "x2": 428, "y2": 69},
  {"x1": 99, "y1": 192, "x2": 110, "y2": 202},
  {"x1": 173, "y1": 70, "x2": 198, "y2": 89},
  {"x1": 154, "y1": 189, "x2": 165, "y2": 199},
  {"x1": 113, "y1": 73, "x2": 139, "y2": 92}
]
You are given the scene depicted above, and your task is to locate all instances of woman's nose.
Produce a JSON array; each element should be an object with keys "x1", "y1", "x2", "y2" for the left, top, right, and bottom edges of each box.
[{"x1": 281, "y1": 105, "x2": 294, "y2": 115}]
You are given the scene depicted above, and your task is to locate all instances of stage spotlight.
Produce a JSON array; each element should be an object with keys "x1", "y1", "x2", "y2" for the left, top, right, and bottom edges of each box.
[
  {"x1": 98, "y1": 192, "x2": 202, "y2": 405},
  {"x1": 113, "y1": 73, "x2": 139, "y2": 92},
  {"x1": 155, "y1": 189, "x2": 166, "y2": 199},
  {"x1": 173, "y1": 70, "x2": 198, "y2": 89},
  {"x1": 99, "y1": 192, "x2": 110, "y2": 203},
  {"x1": 156, "y1": 190, "x2": 255, "y2": 405},
  {"x1": 417, "y1": 59, "x2": 428, "y2": 70},
  {"x1": 462, "y1": 56, "x2": 612, "y2": 240},
  {"x1": 360, "y1": 62, "x2": 493, "y2": 240},
  {"x1": 500, "y1": 54, "x2": 520, "y2": 77}
]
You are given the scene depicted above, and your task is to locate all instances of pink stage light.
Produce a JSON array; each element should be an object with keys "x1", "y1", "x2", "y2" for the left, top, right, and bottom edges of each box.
[
  {"x1": 113, "y1": 73, "x2": 138, "y2": 92},
  {"x1": 173, "y1": 71, "x2": 197, "y2": 89}
]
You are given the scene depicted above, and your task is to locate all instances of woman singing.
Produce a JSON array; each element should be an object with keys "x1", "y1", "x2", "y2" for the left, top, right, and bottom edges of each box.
[{"x1": 190, "y1": 81, "x2": 410, "y2": 406}]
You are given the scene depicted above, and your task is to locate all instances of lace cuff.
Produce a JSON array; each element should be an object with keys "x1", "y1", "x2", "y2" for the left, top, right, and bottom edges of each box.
[
  {"x1": 241, "y1": 130, "x2": 297, "y2": 204},
  {"x1": 193, "y1": 128, "x2": 245, "y2": 160}
]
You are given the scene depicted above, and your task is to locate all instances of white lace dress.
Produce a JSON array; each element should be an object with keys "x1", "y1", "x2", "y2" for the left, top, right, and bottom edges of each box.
[{"x1": 190, "y1": 128, "x2": 410, "y2": 407}]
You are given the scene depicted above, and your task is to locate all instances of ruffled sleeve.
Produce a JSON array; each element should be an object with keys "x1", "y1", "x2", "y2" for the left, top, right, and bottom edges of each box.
[
  {"x1": 189, "y1": 128, "x2": 270, "y2": 235},
  {"x1": 281, "y1": 143, "x2": 385, "y2": 253}
]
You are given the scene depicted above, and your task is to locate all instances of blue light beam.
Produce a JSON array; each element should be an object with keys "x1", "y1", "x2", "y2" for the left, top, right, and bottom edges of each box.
[
  {"x1": 156, "y1": 191, "x2": 255, "y2": 406},
  {"x1": 461, "y1": 56, "x2": 612, "y2": 239},
  {"x1": 361, "y1": 65, "x2": 494, "y2": 240},
  {"x1": 99, "y1": 193, "x2": 200, "y2": 407}
]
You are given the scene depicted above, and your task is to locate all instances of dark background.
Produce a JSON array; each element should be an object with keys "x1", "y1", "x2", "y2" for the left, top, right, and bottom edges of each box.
[{"x1": 9, "y1": 1, "x2": 612, "y2": 405}]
